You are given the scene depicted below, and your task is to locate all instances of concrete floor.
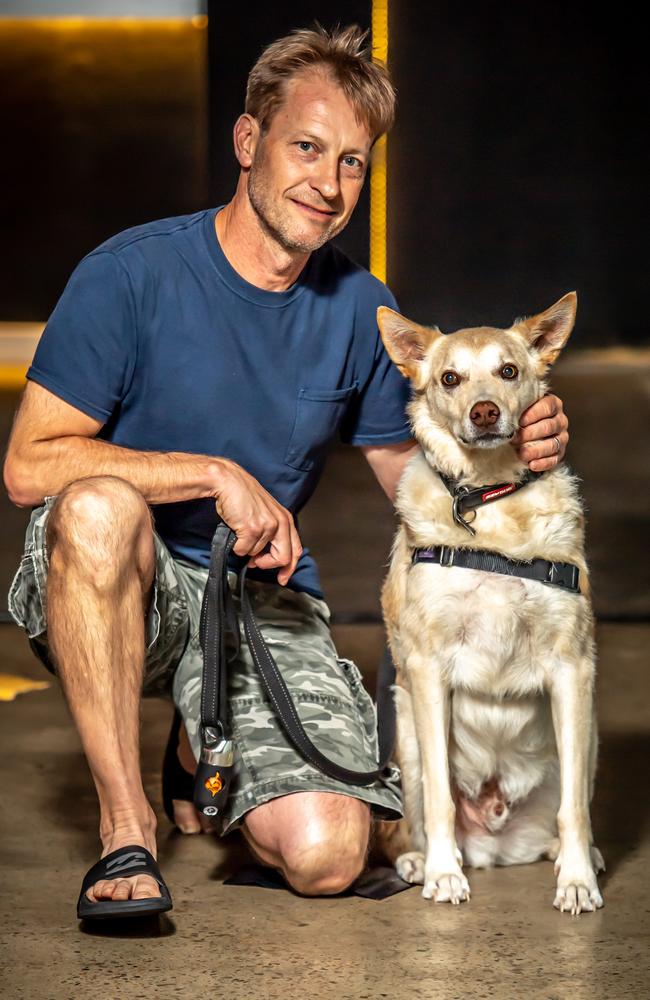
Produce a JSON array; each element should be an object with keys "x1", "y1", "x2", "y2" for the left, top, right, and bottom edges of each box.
[
  {"x1": 0, "y1": 355, "x2": 649, "y2": 999},
  {"x1": 0, "y1": 621, "x2": 648, "y2": 1000}
]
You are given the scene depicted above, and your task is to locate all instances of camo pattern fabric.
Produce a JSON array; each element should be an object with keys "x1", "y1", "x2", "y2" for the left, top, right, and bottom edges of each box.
[{"x1": 8, "y1": 494, "x2": 403, "y2": 835}]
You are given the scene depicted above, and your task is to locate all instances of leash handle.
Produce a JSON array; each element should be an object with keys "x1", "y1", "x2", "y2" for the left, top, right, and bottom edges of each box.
[{"x1": 194, "y1": 520, "x2": 239, "y2": 820}]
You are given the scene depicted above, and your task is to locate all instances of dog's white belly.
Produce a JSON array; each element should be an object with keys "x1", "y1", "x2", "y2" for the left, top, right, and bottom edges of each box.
[
  {"x1": 450, "y1": 688, "x2": 556, "y2": 805},
  {"x1": 406, "y1": 565, "x2": 565, "y2": 698}
]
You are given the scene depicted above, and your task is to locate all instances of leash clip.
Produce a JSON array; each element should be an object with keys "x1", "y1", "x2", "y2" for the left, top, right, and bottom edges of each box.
[{"x1": 452, "y1": 492, "x2": 477, "y2": 536}]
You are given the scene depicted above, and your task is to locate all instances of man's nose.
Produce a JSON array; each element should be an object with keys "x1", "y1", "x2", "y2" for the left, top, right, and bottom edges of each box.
[
  {"x1": 470, "y1": 400, "x2": 500, "y2": 427},
  {"x1": 311, "y1": 158, "x2": 340, "y2": 201}
]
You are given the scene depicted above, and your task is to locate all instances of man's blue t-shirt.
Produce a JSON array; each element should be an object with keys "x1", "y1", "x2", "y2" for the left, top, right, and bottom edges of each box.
[{"x1": 26, "y1": 207, "x2": 413, "y2": 598}]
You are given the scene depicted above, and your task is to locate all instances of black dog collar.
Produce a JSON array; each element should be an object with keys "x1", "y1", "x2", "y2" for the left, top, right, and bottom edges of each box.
[
  {"x1": 438, "y1": 470, "x2": 544, "y2": 536},
  {"x1": 411, "y1": 544, "x2": 580, "y2": 593}
]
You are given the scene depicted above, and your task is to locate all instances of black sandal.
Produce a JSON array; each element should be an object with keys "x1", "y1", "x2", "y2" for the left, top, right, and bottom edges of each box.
[
  {"x1": 162, "y1": 706, "x2": 195, "y2": 826},
  {"x1": 77, "y1": 844, "x2": 173, "y2": 920}
]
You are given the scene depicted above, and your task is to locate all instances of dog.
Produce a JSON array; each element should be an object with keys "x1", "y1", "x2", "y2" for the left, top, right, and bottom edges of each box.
[{"x1": 375, "y1": 292, "x2": 604, "y2": 915}]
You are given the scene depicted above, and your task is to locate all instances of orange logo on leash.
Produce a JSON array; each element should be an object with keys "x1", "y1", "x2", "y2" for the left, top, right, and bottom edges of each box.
[{"x1": 205, "y1": 771, "x2": 223, "y2": 797}]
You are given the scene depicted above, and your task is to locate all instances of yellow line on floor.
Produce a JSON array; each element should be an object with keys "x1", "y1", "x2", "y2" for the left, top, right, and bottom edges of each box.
[{"x1": 0, "y1": 673, "x2": 50, "y2": 702}]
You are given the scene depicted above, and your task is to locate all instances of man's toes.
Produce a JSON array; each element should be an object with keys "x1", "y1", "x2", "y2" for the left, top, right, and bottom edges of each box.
[
  {"x1": 131, "y1": 875, "x2": 161, "y2": 900},
  {"x1": 173, "y1": 798, "x2": 202, "y2": 834},
  {"x1": 86, "y1": 874, "x2": 161, "y2": 903},
  {"x1": 111, "y1": 878, "x2": 133, "y2": 902},
  {"x1": 86, "y1": 878, "x2": 115, "y2": 902}
]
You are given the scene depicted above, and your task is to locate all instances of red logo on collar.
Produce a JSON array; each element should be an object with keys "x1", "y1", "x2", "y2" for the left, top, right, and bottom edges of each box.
[{"x1": 481, "y1": 484, "x2": 516, "y2": 503}]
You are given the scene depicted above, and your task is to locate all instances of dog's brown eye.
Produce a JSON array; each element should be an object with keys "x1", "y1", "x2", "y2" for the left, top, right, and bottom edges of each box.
[
  {"x1": 500, "y1": 364, "x2": 518, "y2": 380},
  {"x1": 441, "y1": 370, "x2": 460, "y2": 387}
]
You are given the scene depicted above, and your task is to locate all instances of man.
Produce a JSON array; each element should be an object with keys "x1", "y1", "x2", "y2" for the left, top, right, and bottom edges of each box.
[{"x1": 4, "y1": 24, "x2": 568, "y2": 917}]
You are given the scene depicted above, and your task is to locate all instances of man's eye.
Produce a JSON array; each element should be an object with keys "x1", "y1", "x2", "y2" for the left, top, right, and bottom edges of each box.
[
  {"x1": 500, "y1": 364, "x2": 518, "y2": 380},
  {"x1": 298, "y1": 141, "x2": 314, "y2": 152},
  {"x1": 441, "y1": 371, "x2": 461, "y2": 387},
  {"x1": 343, "y1": 155, "x2": 361, "y2": 168}
]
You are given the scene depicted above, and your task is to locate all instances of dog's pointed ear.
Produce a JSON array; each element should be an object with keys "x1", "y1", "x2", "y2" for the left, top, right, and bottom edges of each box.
[
  {"x1": 510, "y1": 291, "x2": 577, "y2": 368},
  {"x1": 377, "y1": 307, "x2": 443, "y2": 388}
]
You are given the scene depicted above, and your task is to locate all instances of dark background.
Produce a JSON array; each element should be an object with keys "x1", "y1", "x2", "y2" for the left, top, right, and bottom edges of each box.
[
  {"x1": 0, "y1": 5, "x2": 648, "y2": 618},
  {"x1": 1, "y1": 3, "x2": 647, "y2": 343}
]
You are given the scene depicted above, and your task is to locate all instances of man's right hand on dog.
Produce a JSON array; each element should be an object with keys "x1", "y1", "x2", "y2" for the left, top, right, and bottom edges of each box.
[{"x1": 209, "y1": 458, "x2": 302, "y2": 586}]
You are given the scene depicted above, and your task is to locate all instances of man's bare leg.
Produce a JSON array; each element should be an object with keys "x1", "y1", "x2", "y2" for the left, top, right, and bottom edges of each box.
[
  {"x1": 172, "y1": 738, "x2": 370, "y2": 895},
  {"x1": 45, "y1": 475, "x2": 161, "y2": 904}
]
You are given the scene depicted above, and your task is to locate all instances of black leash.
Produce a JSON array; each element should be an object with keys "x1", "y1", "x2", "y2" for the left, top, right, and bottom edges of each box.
[{"x1": 192, "y1": 521, "x2": 396, "y2": 822}]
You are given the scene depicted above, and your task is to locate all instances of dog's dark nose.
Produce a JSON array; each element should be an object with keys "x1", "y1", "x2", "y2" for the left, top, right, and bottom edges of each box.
[{"x1": 470, "y1": 400, "x2": 500, "y2": 427}]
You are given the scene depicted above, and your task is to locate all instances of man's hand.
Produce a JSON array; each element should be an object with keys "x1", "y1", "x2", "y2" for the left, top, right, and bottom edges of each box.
[
  {"x1": 512, "y1": 393, "x2": 569, "y2": 472},
  {"x1": 209, "y1": 459, "x2": 302, "y2": 586}
]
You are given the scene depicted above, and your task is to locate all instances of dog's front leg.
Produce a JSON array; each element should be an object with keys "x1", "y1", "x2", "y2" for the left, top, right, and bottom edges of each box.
[
  {"x1": 548, "y1": 653, "x2": 604, "y2": 915},
  {"x1": 408, "y1": 651, "x2": 470, "y2": 904}
]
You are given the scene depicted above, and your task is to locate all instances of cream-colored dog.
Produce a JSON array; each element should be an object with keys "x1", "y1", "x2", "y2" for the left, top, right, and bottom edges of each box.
[{"x1": 376, "y1": 292, "x2": 604, "y2": 915}]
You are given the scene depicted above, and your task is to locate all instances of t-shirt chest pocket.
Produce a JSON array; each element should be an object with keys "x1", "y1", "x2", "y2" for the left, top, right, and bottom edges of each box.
[{"x1": 285, "y1": 382, "x2": 358, "y2": 472}]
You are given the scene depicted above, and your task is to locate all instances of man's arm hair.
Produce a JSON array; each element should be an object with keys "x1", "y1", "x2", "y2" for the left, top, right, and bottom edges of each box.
[
  {"x1": 3, "y1": 380, "x2": 225, "y2": 507},
  {"x1": 359, "y1": 439, "x2": 420, "y2": 505}
]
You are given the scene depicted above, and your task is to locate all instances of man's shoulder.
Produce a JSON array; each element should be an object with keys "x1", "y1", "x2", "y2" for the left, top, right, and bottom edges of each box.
[
  {"x1": 315, "y1": 242, "x2": 397, "y2": 309},
  {"x1": 90, "y1": 208, "x2": 212, "y2": 260}
]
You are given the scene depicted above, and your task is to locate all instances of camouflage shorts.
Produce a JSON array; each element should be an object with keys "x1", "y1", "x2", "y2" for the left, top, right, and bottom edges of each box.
[{"x1": 8, "y1": 493, "x2": 402, "y2": 835}]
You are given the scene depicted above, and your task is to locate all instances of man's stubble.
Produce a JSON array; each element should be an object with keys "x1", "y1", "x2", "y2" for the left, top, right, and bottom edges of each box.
[{"x1": 247, "y1": 140, "x2": 345, "y2": 255}]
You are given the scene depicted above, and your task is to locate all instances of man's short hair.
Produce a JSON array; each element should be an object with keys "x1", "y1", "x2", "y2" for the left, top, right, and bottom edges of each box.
[{"x1": 245, "y1": 23, "x2": 397, "y2": 144}]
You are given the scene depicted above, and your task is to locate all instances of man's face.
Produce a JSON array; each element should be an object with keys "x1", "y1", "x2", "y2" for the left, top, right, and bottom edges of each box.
[{"x1": 246, "y1": 69, "x2": 373, "y2": 254}]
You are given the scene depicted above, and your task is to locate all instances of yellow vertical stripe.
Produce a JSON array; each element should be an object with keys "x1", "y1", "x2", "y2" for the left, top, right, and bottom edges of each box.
[{"x1": 370, "y1": 0, "x2": 389, "y2": 284}]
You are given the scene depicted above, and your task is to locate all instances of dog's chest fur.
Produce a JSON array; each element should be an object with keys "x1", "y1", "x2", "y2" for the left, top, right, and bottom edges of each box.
[{"x1": 386, "y1": 451, "x2": 590, "y2": 701}]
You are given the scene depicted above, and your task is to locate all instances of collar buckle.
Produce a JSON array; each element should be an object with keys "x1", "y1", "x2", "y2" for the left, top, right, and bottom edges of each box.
[
  {"x1": 439, "y1": 545, "x2": 455, "y2": 567},
  {"x1": 545, "y1": 562, "x2": 580, "y2": 592}
]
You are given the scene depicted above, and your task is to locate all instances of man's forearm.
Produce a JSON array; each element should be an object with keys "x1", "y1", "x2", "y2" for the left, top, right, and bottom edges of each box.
[{"x1": 6, "y1": 435, "x2": 227, "y2": 508}]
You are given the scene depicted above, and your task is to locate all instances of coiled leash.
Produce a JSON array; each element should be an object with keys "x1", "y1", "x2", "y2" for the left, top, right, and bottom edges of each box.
[{"x1": 193, "y1": 521, "x2": 397, "y2": 823}]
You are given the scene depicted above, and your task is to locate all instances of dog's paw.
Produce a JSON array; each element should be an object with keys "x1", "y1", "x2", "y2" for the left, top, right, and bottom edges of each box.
[
  {"x1": 396, "y1": 851, "x2": 425, "y2": 884},
  {"x1": 422, "y1": 870, "x2": 471, "y2": 905},
  {"x1": 553, "y1": 880, "x2": 603, "y2": 915},
  {"x1": 553, "y1": 855, "x2": 603, "y2": 915}
]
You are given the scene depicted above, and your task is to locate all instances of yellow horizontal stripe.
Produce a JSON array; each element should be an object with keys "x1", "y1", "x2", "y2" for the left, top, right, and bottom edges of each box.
[
  {"x1": 0, "y1": 673, "x2": 49, "y2": 702},
  {"x1": 0, "y1": 365, "x2": 28, "y2": 388},
  {"x1": 0, "y1": 17, "x2": 207, "y2": 30}
]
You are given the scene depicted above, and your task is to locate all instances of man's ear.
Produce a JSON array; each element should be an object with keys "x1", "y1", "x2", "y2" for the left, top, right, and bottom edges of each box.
[
  {"x1": 233, "y1": 113, "x2": 259, "y2": 169},
  {"x1": 377, "y1": 307, "x2": 443, "y2": 389},
  {"x1": 510, "y1": 291, "x2": 577, "y2": 368}
]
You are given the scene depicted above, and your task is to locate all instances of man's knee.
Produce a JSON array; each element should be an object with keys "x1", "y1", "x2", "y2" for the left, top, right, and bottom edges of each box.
[
  {"x1": 46, "y1": 476, "x2": 154, "y2": 580},
  {"x1": 284, "y1": 841, "x2": 366, "y2": 896},
  {"x1": 281, "y1": 812, "x2": 370, "y2": 896}
]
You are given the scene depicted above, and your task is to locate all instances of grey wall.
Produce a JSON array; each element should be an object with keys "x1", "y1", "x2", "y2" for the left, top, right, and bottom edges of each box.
[{"x1": 0, "y1": 2, "x2": 204, "y2": 14}]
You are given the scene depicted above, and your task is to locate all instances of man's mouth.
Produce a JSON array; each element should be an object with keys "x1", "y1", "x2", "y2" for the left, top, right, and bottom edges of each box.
[{"x1": 291, "y1": 199, "x2": 336, "y2": 219}]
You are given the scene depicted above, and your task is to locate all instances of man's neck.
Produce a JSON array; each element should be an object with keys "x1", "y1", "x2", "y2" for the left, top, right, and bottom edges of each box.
[{"x1": 215, "y1": 192, "x2": 310, "y2": 292}]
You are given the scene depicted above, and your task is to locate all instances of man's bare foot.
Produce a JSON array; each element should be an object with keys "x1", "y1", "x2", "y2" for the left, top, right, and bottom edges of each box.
[
  {"x1": 173, "y1": 722, "x2": 213, "y2": 835},
  {"x1": 85, "y1": 810, "x2": 160, "y2": 904}
]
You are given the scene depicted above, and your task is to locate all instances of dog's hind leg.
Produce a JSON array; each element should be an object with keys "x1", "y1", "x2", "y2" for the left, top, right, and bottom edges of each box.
[
  {"x1": 408, "y1": 651, "x2": 470, "y2": 904},
  {"x1": 548, "y1": 648, "x2": 604, "y2": 915}
]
